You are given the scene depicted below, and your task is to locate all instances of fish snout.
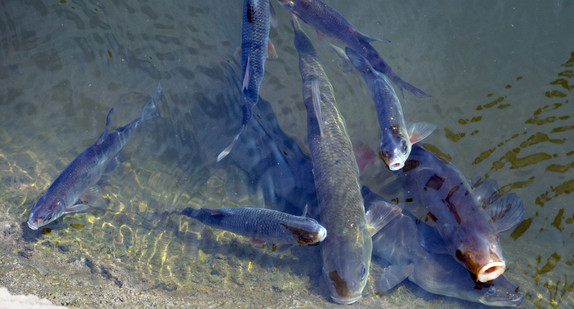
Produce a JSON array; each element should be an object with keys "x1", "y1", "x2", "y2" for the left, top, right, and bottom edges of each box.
[
  {"x1": 388, "y1": 159, "x2": 404, "y2": 171},
  {"x1": 27, "y1": 219, "x2": 40, "y2": 230},
  {"x1": 477, "y1": 261, "x2": 506, "y2": 283}
]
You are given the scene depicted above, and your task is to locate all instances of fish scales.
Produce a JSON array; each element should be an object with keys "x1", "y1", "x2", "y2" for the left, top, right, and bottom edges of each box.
[{"x1": 292, "y1": 16, "x2": 370, "y2": 305}]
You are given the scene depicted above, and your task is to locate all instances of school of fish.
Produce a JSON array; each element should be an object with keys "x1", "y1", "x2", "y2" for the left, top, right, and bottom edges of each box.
[{"x1": 26, "y1": 0, "x2": 527, "y2": 307}]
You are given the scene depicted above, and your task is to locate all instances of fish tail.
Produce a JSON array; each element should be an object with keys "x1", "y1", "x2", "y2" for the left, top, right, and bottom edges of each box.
[
  {"x1": 140, "y1": 82, "x2": 162, "y2": 122},
  {"x1": 180, "y1": 207, "x2": 201, "y2": 219},
  {"x1": 388, "y1": 73, "x2": 431, "y2": 98}
]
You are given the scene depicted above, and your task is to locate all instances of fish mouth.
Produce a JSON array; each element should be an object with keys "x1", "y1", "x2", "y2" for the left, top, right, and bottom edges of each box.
[
  {"x1": 477, "y1": 261, "x2": 506, "y2": 282},
  {"x1": 27, "y1": 220, "x2": 39, "y2": 230},
  {"x1": 317, "y1": 226, "x2": 327, "y2": 242},
  {"x1": 388, "y1": 160, "x2": 404, "y2": 171},
  {"x1": 330, "y1": 294, "x2": 361, "y2": 305}
]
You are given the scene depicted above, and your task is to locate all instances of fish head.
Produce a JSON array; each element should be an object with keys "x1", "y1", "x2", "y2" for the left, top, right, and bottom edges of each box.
[
  {"x1": 379, "y1": 127, "x2": 411, "y2": 171},
  {"x1": 27, "y1": 195, "x2": 66, "y2": 230},
  {"x1": 452, "y1": 226, "x2": 506, "y2": 282},
  {"x1": 281, "y1": 219, "x2": 327, "y2": 245},
  {"x1": 475, "y1": 276, "x2": 524, "y2": 307},
  {"x1": 321, "y1": 228, "x2": 372, "y2": 304}
]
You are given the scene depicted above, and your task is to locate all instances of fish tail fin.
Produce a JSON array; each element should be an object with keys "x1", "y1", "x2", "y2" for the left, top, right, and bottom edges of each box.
[
  {"x1": 179, "y1": 207, "x2": 202, "y2": 219},
  {"x1": 290, "y1": 14, "x2": 317, "y2": 58},
  {"x1": 140, "y1": 82, "x2": 162, "y2": 123},
  {"x1": 357, "y1": 31, "x2": 390, "y2": 44},
  {"x1": 389, "y1": 74, "x2": 431, "y2": 98},
  {"x1": 345, "y1": 47, "x2": 375, "y2": 74},
  {"x1": 96, "y1": 108, "x2": 114, "y2": 145},
  {"x1": 217, "y1": 124, "x2": 245, "y2": 162}
]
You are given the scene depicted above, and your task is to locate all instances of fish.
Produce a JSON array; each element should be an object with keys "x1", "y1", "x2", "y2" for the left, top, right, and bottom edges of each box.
[
  {"x1": 378, "y1": 143, "x2": 524, "y2": 282},
  {"x1": 217, "y1": 0, "x2": 272, "y2": 162},
  {"x1": 362, "y1": 187, "x2": 524, "y2": 307},
  {"x1": 27, "y1": 84, "x2": 162, "y2": 230},
  {"x1": 345, "y1": 48, "x2": 435, "y2": 171},
  {"x1": 291, "y1": 15, "x2": 391, "y2": 304},
  {"x1": 176, "y1": 207, "x2": 326, "y2": 252},
  {"x1": 276, "y1": 0, "x2": 430, "y2": 97}
]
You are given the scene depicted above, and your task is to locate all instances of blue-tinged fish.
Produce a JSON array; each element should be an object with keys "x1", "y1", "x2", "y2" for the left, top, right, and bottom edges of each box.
[
  {"x1": 177, "y1": 207, "x2": 326, "y2": 252},
  {"x1": 379, "y1": 144, "x2": 524, "y2": 282},
  {"x1": 27, "y1": 84, "x2": 162, "y2": 230},
  {"x1": 345, "y1": 48, "x2": 435, "y2": 171},
  {"x1": 291, "y1": 16, "x2": 391, "y2": 304},
  {"x1": 217, "y1": 0, "x2": 272, "y2": 162},
  {"x1": 276, "y1": 0, "x2": 430, "y2": 98},
  {"x1": 362, "y1": 187, "x2": 524, "y2": 307}
]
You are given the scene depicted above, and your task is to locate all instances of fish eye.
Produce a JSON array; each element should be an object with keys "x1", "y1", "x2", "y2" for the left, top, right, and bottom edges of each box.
[
  {"x1": 400, "y1": 140, "x2": 408, "y2": 153},
  {"x1": 487, "y1": 286, "x2": 497, "y2": 295},
  {"x1": 360, "y1": 264, "x2": 366, "y2": 277}
]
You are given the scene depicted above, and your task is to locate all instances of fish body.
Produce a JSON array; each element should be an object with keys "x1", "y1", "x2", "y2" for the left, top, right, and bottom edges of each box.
[
  {"x1": 292, "y1": 16, "x2": 371, "y2": 304},
  {"x1": 27, "y1": 84, "x2": 162, "y2": 230},
  {"x1": 180, "y1": 207, "x2": 326, "y2": 251},
  {"x1": 217, "y1": 0, "x2": 271, "y2": 161},
  {"x1": 276, "y1": 0, "x2": 430, "y2": 97},
  {"x1": 383, "y1": 144, "x2": 524, "y2": 282},
  {"x1": 363, "y1": 187, "x2": 524, "y2": 307},
  {"x1": 345, "y1": 48, "x2": 434, "y2": 170}
]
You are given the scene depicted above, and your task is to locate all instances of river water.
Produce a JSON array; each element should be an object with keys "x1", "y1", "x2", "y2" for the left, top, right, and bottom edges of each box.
[{"x1": 1, "y1": 1, "x2": 573, "y2": 308}]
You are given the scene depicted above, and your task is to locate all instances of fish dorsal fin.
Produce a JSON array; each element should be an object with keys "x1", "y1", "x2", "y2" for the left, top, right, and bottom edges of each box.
[
  {"x1": 377, "y1": 264, "x2": 414, "y2": 293},
  {"x1": 408, "y1": 122, "x2": 436, "y2": 145},
  {"x1": 96, "y1": 108, "x2": 114, "y2": 145},
  {"x1": 311, "y1": 79, "x2": 324, "y2": 136},
  {"x1": 202, "y1": 208, "x2": 232, "y2": 216},
  {"x1": 365, "y1": 200, "x2": 402, "y2": 237},
  {"x1": 472, "y1": 178, "x2": 500, "y2": 208},
  {"x1": 417, "y1": 220, "x2": 449, "y2": 254},
  {"x1": 486, "y1": 193, "x2": 524, "y2": 233}
]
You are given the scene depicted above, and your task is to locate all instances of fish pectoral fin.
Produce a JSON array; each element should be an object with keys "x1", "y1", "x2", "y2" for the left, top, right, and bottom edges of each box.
[
  {"x1": 472, "y1": 178, "x2": 500, "y2": 207},
  {"x1": 365, "y1": 201, "x2": 401, "y2": 237},
  {"x1": 417, "y1": 221, "x2": 449, "y2": 254},
  {"x1": 356, "y1": 30, "x2": 390, "y2": 44},
  {"x1": 95, "y1": 108, "x2": 114, "y2": 145},
  {"x1": 311, "y1": 79, "x2": 324, "y2": 136},
  {"x1": 487, "y1": 193, "x2": 524, "y2": 233},
  {"x1": 377, "y1": 264, "x2": 414, "y2": 293},
  {"x1": 267, "y1": 40, "x2": 278, "y2": 59},
  {"x1": 103, "y1": 155, "x2": 121, "y2": 176},
  {"x1": 267, "y1": 243, "x2": 293, "y2": 255},
  {"x1": 78, "y1": 185, "x2": 106, "y2": 208},
  {"x1": 408, "y1": 122, "x2": 437, "y2": 144},
  {"x1": 63, "y1": 203, "x2": 92, "y2": 215}
]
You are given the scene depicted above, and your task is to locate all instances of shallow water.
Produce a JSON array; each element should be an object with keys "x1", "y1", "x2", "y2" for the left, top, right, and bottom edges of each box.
[{"x1": 0, "y1": 0, "x2": 573, "y2": 308}]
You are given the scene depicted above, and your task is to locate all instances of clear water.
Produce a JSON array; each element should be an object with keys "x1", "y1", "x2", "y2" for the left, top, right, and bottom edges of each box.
[{"x1": 1, "y1": 0, "x2": 573, "y2": 308}]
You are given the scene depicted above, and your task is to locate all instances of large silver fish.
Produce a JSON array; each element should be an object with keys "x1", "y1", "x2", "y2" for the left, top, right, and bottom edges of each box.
[
  {"x1": 345, "y1": 48, "x2": 435, "y2": 171},
  {"x1": 27, "y1": 84, "x2": 162, "y2": 230},
  {"x1": 380, "y1": 144, "x2": 524, "y2": 282},
  {"x1": 217, "y1": 0, "x2": 271, "y2": 161},
  {"x1": 291, "y1": 16, "x2": 390, "y2": 304},
  {"x1": 177, "y1": 207, "x2": 326, "y2": 253},
  {"x1": 276, "y1": 0, "x2": 430, "y2": 98},
  {"x1": 362, "y1": 187, "x2": 524, "y2": 307}
]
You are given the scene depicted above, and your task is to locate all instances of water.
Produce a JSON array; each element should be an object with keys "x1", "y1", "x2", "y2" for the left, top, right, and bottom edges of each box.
[{"x1": 1, "y1": 0, "x2": 573, "y2": 308}]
